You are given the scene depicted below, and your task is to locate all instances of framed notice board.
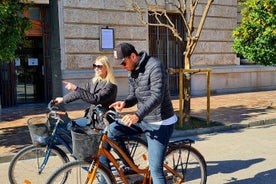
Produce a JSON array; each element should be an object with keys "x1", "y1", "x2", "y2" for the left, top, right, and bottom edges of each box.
[{"x1": 100, "y1": 27, "x2": 114, "y2": 50}]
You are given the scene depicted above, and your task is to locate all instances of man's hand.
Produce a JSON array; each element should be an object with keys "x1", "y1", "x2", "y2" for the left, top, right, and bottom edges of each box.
[
  {"x1": 109, "y1": 101, "x2": 126, "y2": 112},
  {"x1": 121, "y1": 114, "x2": 139, "y2": 127}
]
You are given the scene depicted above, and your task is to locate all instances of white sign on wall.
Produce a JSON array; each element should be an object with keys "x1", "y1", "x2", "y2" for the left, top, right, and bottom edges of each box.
[
  {"x1": 100, "y1": 28, "x2": 114, "y2": 50},
  {"x1": 28, "y1": 58, "x2": 39, "y2": 66},
  {"x1": 15, "y1": 58, "x2": 21, "y2": 67}
]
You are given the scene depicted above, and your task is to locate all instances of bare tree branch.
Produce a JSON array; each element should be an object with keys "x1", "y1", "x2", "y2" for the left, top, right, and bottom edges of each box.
[
  {"x1": 190, "y1": 0, "x2": 214, "y2": 54},
  {"x1": 129, "y1": 0, "x2": 213, "y2": 69},
  {"x1": 128, "y1": 0, "x2": 214, "y2": 126},
  {"x1": 148, "y1": 7, "x2": 183, "y2": 41}
]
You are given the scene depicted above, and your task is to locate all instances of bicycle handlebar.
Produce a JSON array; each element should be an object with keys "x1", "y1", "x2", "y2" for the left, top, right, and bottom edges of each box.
[
  {"x1": 48, "y1": 100, "x2": 67, "y2": 117},
  {"x1": 47, "y1": 100, "x2": 122, "y2": 130},
  {"x1": 93, "y1": 105, "x2": 123, "y2": 129}
]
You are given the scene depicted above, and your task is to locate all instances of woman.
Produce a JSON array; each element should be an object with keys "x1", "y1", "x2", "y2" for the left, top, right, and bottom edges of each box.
[{"x1": 55, "y1": 56, "x2": 117, "y2": 128}]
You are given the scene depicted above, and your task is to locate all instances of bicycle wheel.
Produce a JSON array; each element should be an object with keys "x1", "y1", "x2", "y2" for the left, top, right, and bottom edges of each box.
[
  {"x1": 46, "y1": 160, "x2": 115, "y2": 184},
  {"x1": 164, "y1": 144, "x2": 207, "y2": 184},
  {"x1": 8, "y1": 144, "x2": 69, "y2": 184},
  {"x1": 124, "y1": 136, "x2": 148, "y2": 169}
]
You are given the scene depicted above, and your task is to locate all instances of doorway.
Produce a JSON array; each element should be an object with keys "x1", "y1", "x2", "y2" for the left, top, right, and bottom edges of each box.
[
  {"x1": 0, "y1": 5, "x2": 50, "y2": 107},
  {"x1": 16, "y1": 37, "x2": 45, "y2": 104}
]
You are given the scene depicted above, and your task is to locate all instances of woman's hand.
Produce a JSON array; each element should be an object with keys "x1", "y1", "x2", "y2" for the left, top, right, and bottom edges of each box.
[
  {"x1": 62, "y1": 81, "x2": 77, "y2": 91},
  {"x1": 54, "y1": 97, "x2": 63, "y2": 105}
]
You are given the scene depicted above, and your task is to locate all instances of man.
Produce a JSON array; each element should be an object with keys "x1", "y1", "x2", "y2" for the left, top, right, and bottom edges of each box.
[{"x1": 107, "y1": 42, "x2": 177, "y2": 183}]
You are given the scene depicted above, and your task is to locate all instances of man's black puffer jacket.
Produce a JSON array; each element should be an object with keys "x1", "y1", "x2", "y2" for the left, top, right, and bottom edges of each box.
[{"x1": 124, "y1": 51, "x2": 174, "y2": 123}]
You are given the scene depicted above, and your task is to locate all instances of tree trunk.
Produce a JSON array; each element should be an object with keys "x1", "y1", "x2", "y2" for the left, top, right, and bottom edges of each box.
[
  {"x1": 182, "y1": 48, "x2": 192, "y2": 126},
  {"x1": 183, "y1": 73, "x2": 191, "y2": 125}
]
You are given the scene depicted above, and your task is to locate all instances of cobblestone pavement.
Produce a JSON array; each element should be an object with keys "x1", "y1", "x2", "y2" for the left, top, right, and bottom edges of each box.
[{"x1": 1, "y1": 90, "x2": 276, "y2": 157}]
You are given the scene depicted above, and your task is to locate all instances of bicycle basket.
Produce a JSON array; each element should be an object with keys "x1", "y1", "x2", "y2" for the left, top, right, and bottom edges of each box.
[
  {"x1": 46, "y1": 112, "x2": 71, "y2": 132},
  {"x1": 71, "y1": 127, "x2": 101, "y2": 160},
  {"x1": 27, "y1": 116, "x2": 49, "y2": 146}
]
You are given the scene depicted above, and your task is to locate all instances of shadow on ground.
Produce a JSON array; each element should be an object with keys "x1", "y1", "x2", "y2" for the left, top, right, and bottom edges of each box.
[
  {"x1": 206, "y1": 158, "x2": 276, "y2": 184},
  {"x1": 0, "y1": 101, "x2": 89, "y2": 122},
  {"x1": 191, "y1": 104, "x2": 276, "y2": 124},
  {"x1": 0, "y1": 126, "x2": 32, "y2": 153}
]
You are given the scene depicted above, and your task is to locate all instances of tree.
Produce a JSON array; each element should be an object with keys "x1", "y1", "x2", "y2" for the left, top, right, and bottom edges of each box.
[
  {"x1": 129, "y1": 0, "x2": 213, "y2": 125},
  {"x1": 233, "y1": 0, "x2": 276, "y2": 65},
  {"x1": 0, "y1": 0, "x2": 31, "y2": 63}
]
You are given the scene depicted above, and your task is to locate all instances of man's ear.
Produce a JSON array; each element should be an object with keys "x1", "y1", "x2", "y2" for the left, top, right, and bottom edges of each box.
[{"x1": 130, "y1": 53, "x2": 137, "y2": 61}]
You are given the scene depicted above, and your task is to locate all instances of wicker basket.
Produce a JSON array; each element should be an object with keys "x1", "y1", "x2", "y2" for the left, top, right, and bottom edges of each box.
[
  {"x1": 71, "y1": 127, "x2": 101, "y2": 160},
  {"x1": 27, "y1": 116, "x2": 49, "y2": 146}
]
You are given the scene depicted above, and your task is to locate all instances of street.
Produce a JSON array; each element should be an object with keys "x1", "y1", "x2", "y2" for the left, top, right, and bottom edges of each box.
[
  {"x1": 1, "y1": 124, "x2": 276, "y2": 184},
  {"x1": 184, "y1": 124, "x2": 276, "y2": 184}
]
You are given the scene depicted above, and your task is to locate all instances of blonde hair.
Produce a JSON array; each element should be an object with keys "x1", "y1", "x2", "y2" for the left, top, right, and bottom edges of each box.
[{"x1": 92, "y1": 56, "x2": 116, "y2": 84}]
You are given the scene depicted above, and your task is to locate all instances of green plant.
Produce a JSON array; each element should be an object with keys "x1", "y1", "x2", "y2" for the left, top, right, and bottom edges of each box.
[
  {"x1": 0, "y1": 0, "x2": 31, "y2": 63},
  {"x1": 232, "y1": 0, "x2": 276, "y2": 65}
]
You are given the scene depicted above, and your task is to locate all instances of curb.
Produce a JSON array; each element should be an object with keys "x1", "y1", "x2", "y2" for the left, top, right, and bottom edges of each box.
[
  {"x1": 1, "y1": 118, "x2": 276, "y2": 164},
  {"x1": 172, "y1": 117, "x2": 276, "y2": 138},
  {"x1": 0, "y1": 153, "x2": 15, "y2": 164}
]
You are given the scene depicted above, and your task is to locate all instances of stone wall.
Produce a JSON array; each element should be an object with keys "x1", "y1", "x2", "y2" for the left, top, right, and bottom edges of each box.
[
  {"x1": 59, "y1": 0, "x2": 238, "y2": 69},
  {"x1": 191, "y1": 0, "x2": 238, "y2": 66},
  {"x1": 192, "y1": 65, "x2": 276, "y2": 96},
  {"x1": 57, "y1": 0, "x2": 276, "y2": 97},
  {"x1": 58, "y1": 0, "x2": 148, "y2": 71},
  {"x1": 57, "y1": 0, "x2": 149, "y2": 96}
]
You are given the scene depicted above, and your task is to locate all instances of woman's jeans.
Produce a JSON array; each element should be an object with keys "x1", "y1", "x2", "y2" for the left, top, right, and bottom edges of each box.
[{"x1": 100, "y1": 121, "x2": 174, "y2": 184}]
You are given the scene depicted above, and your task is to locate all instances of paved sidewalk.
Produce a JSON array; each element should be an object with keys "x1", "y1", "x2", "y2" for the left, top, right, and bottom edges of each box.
[{"x1": 1, "y1": 90, "x2": 276, "y2": 160}]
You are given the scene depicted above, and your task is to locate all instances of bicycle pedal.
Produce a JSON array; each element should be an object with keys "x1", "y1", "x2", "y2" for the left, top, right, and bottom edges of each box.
[
  {"x1": 123, "y1": 168, "x2": 137, "y2": 175},
  {"x1": 111, "y1": 169, "x2": 119, "y2": 177}
]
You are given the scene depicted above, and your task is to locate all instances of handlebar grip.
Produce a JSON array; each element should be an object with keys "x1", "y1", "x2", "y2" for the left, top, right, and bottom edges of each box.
[
  {"x1": 56, "y1": 111, "x2": 67, "y2": 116},
  {"x1": 48, "y1": 100, "x2": 56, "y2": 110}
]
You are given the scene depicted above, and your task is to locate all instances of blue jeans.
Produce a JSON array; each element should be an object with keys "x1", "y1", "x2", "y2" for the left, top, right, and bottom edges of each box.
[{"x1": 100, "y1": 121, "x2": 174, "y2": 184}]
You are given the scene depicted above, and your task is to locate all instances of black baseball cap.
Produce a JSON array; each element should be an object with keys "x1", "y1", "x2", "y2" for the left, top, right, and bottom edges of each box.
[{"x1": 113, "y1": 43, "x2": 137, "y2": 66}]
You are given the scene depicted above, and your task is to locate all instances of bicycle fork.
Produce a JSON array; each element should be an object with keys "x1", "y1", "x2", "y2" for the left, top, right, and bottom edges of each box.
[
  {"x1": 37, "y1": 145, "x2": 52, "y2": 174},
  {"x1": 85, "y1": 159, "x2": 97, "y2": 184}
]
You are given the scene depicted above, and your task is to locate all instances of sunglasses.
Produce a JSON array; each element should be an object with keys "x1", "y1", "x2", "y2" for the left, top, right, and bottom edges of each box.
[
  {"x1": 120, "y1": 57, "x2": 128, "y2": 66},
  {"x1": 93, "y1": 64, "x2": 103, "y2": 69}
]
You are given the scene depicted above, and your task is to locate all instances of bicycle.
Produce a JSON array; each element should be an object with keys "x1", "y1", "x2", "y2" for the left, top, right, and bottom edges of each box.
[
  {"x1": 46, "y1": 107, "x2": 207, "y2": 184},
  {"x1": 8, "y1": 101, "x2": 148, "y2": 184}
]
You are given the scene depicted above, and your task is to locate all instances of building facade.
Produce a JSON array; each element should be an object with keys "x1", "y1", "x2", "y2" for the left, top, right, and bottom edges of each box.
[
  {"x1": 1, "y1": 0, "x2": 276, "y2": 108},
  {"x1": 56, "y1": 0, "x2": 276, "y2": 98}
]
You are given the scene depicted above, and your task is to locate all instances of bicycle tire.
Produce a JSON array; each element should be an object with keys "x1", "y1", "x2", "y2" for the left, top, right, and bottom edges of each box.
[
  {"x1": 46, "y1": 160, "x2": 115, "y2": 184},
  {"x1": 123, "y1": 136, "x2": 148, "y2": 169},
  {"x1": 164, "y1": 144, "x2": 207, "y2": 184},
  {"x1": 8, "y1": 144, "x2": 70, "y2": 184}
]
